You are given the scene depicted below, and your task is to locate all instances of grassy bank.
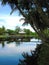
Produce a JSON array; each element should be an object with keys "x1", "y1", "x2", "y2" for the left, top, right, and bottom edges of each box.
[{"x1": 0, "y1": 33, "x2": 39, "y2": 41}]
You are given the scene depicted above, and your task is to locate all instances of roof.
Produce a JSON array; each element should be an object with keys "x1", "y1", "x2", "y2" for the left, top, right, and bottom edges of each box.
[{"x1": 19, "y1": 31, "x2": 25, "y2": 34}]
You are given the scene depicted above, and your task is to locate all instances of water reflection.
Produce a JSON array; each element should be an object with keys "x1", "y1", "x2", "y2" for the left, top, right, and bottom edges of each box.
[
  {"x1": 0, "y1": 41, "x2": 5, "y2": 48},
  {"x1": 0, "y1": 39, "x2": 41, "y2": 65},
  {"x1": 0, "y1": 41, "x2": 21, "y2": 48},
  {"x1": 0, "y1": 38, "x2": 41, "y2": 48},
  {"x1": 18, "y1": 44, "x2": 42, "y2": 65}
]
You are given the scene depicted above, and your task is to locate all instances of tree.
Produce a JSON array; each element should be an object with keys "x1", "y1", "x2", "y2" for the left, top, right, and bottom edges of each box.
[
  {"x1": 18, "y1": 44, "x2": 42, "y2": 65},
  {"x1": 2, "y1": 26, "x2": 5, "y2": 31},
  {"x1": 24, "y1": 29, "x2": 31, "y2": 35},
  {"x1": 38, "y1": 43, "x2": 49, "y2": 65},
  {"x1": 1, "y1": 0, "x2": 49, "y2": 42},
  {"x1": 6, "y1": 29, "x2": 15, "y2": 35},
  {"x1": 0, "y1": 0, "x2": 49, "y2": 65},
  {"x1": 15, "y1": 26, "x2": 21, "y2": 34},
  {"x1": 0, "y1": 26, "x2": 5, "y2": 35}
]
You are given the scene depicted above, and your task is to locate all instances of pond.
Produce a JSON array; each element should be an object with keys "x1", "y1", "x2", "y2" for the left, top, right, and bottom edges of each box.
[{"x1": 0, "y1": 39, "x2": 41, "y2": 65}]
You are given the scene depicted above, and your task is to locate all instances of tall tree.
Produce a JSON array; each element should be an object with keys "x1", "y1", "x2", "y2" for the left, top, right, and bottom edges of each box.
[
  {"x1": 0, "y1": 0, "x2": 49, "y2": 65},
  {"x1": 0, "y1": 26, "x2": 5, "y2": 35},
  {"x1": 15, "y1": 26, "x2": 21, "y2": 34},
  {"x1": 1, "y1": 0, "x2": 49, "y2": 42}
]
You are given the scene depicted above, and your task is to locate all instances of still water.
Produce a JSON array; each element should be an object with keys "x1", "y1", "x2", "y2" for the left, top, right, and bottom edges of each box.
[{"x1": 0, "y1": 39, "x2": 41, "y2": 65}]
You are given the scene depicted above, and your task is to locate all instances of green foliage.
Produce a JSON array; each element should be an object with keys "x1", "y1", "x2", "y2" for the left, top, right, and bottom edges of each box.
[
  {"x1": 0, "y1": 1, "x2": 49, "y2": 65},
  {"x1": 18, "y1": 43, "x2": 49, "y2": 65},
  {"x1": 23, "y1": 28, "x2": 39, "y2": 38},
  {"x1": 15, "y1": 26, "x2": 21, "y2": 34},
  {"x1": 38, "y1": 44, "x2": 49, "y2": 65},
  {"x1": 0, "y1": 26, "x2": 5, "y2": 35},
  {"x1": 44, "y1": 29, "x2": 49, "y2": 37},
  {"x1": 1, "y1": 0, "x2": 49, "y2": 41},
  {"x1": 6, "y1": 29, "x2": 15, "y2": 35},
  {"x1": 31, "y1": 32, "x2": 39, "y2": 39},
  {"x1": 0, "y1": 26, "x2": 38, "y2": 38},
  {"x1": 18, "y1": 44, "x2": 42, "y2": 65},
  {"x1": 24, "y1": 29, "x2": 31, "y2": 35}
]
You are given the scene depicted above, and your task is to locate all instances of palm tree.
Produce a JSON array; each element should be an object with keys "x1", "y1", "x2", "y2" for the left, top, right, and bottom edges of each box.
[
  {"x1": 1, "y1": 0, "x2": 49, "y2": 42},
  {"x1": 1, "y1": 0, "x2": 49, "y2": 65}
]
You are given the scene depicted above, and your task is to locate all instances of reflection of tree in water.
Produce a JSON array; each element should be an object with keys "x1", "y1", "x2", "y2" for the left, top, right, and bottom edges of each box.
[
  {"x1": 0, "y1": 41, "x2": 5, "y2": 48},
  {"x1": 7, "y1": 41, "x2": 14, "y2": 44},
  {"x1": 15, "y1": 41, "x2": 21, "y2": 46},
  {"x1": 0, "y1": 41, "x2": 21, "y2": 48},
  {"x1": 2, "y1": 41, "x2": 5, "y2": 47},
  {"x1": 18, "y1": 44, "x2": 42, "y2": 65},
  {"x1": 7, "y1": 41, "x2": 21, "y2": 46}
]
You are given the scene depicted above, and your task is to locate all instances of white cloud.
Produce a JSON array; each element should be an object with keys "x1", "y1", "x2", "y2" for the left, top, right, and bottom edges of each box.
[
  {"x1": 0, "y1": 15, "x2": 35, "y2": 32},
  {"x1": 0, "y1": 15, "x2": 24, "y2": 29}
]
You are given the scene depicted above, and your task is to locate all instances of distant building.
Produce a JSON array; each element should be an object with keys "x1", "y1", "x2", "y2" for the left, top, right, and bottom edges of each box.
[{"x1": 19, "y1": 31, "x2": 25, "y2": 35}]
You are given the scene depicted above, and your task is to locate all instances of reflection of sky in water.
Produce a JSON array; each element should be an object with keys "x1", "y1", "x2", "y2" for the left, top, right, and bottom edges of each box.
[{"x1": 0, "y1": 39, "x2": 41, "y2": 65}]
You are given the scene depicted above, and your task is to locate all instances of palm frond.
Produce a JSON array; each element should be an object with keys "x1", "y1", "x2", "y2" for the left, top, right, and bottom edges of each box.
[
  {"x1": 20, "y1": 18, "x2": 29, "y2": 26},
  {"x1": 10, "y1": 7, "x2": 17, "y2": 15}
]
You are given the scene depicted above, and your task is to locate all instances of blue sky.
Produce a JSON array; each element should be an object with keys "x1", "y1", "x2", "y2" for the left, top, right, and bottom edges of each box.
[{"x1": 0, "y1": 2, "x2": 34, "y2": 31}]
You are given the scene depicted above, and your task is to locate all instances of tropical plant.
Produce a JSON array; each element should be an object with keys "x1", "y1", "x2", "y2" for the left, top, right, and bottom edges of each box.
[
  {"x1": 0, "y1": 0, "x2": 49, "y2": 43},
  {"x1": 6, "y1": 29, "x2": 15, "y2": 35},
  {"x1": 18, "y1": 44, "x2": 42, "y2": 65},
  {"x1": 0, "y1": 0, "x2": 49, "y2": 65},
  {"x1": 24, "y1": 29, "x2": 31, "y2": 35},
  {"x1": 15, "y1": 26, "x2": 21, "y2": 34}
]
